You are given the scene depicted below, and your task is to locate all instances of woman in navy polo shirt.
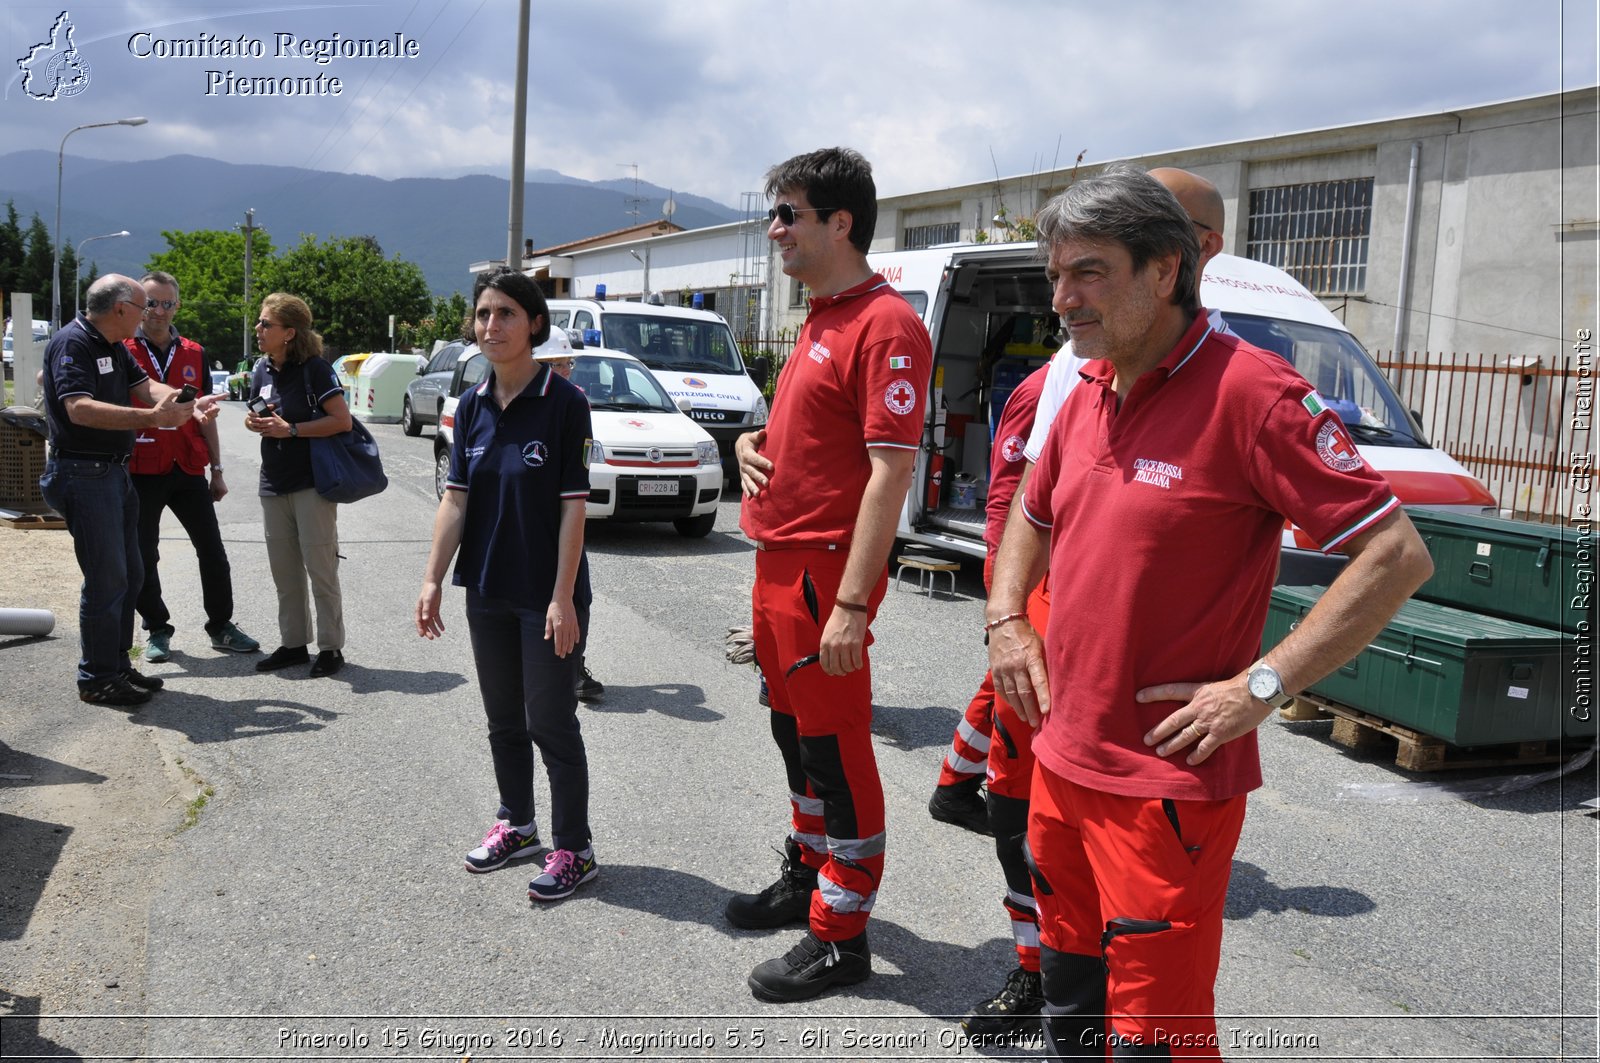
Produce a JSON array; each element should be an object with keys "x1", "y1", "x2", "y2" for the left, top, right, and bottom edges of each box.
[
  {"x1": 244, "y1": 293, "x2": 351, "y2": 678},
  {"x1": 416, "y1": 268, "x2": 598, "y2": 902}
]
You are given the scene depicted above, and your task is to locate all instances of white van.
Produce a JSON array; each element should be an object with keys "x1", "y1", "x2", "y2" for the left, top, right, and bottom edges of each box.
[
  {"x1": 871, "y1": 242, "x2": 1497, "y2": 584},
  {"x1": 546, "y1": 298, "x2": 767, "y2": 467}
]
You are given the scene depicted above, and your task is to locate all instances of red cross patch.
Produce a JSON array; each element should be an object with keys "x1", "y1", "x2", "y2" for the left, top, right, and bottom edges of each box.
[
  {"x1": 1315, "y1": 420, "x2": 1364, "y2": 473},
  {"x1": 884, "y1": 378, "x2": 917, "y2": 416}
]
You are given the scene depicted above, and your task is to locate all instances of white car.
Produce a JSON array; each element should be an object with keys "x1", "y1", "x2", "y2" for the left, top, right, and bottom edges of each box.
[{"x1": 435, "y1": 343, "x2": 723, "y2": 537}]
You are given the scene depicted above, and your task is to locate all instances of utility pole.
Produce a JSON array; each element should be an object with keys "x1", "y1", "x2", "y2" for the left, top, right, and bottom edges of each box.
[
  {"x1": 240, "y1": 208, "x2": 260, "y2": 364},
  {"x1": 505, "y1": 0, "x2": 530, "y2": 271}
]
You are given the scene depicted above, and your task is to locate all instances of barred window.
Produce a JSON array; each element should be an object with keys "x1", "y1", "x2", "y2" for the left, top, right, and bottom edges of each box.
[
  {"x1": 903, "y1": 221, "x2": 960, "y2": 250},
  {"x1": 788, "y1": 279, "x2": 809, "y2": 308},
  {"x1": 1246, "y1": 178, "x2": 1373, "y2": 295}
]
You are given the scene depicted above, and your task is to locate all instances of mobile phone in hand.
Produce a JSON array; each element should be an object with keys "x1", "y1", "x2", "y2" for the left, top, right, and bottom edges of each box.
[
  {"x1": 176, "y1": 384, "x2": 197, "y2": 404},
  {"x1": 247, "y1": 395, "x2": 273, "y2": 417}
]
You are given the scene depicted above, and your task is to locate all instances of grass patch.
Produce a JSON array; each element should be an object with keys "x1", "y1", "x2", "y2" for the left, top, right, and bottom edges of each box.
[{"x1": 181, "y1": 785, "x2": 216, "y2": 831}]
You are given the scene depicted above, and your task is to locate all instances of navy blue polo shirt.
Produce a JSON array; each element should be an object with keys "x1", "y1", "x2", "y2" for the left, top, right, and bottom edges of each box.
[
  {"x1": 43, "y1": 314, "x2": 149, "y2": 457},
  {"x1": 448, "y1": 362, "x2": 593, "y2": 610},
  {"x1": 246, "y1": 356, "x2": 343, "y2": 496}
]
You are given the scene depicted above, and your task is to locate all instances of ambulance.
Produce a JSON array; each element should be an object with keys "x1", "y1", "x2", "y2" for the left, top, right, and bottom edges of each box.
[
  {"x1": 871, "y1": 242, "x2": 1496, "y2": 584},
  {"x1": 546, "y1": 298, "x2": 767, "y2": 470}
]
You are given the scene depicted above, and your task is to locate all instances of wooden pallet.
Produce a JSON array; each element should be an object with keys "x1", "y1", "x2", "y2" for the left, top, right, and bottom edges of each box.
[
  {"x1": 1287, "y1": 691, "x2": 1566, "y2": 772},
  {"x1": 0, "y1": 510, "x2": 64, "y2": 530}
]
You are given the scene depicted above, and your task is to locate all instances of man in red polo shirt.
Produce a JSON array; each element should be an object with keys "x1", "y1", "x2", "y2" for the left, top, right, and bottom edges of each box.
[
  {"x1": 988, "y1": 165, "x2": 1433, "y2": 1059},
  {"x1": 731, "y1": 146, "x2": 932, "y2": 1003}
]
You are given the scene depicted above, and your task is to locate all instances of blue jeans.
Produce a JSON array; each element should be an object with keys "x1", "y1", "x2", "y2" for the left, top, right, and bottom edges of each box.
[
  {"x1": 40, "y1": 457, "x2": 143, "y2": 686},
  {"x1": 465, "y1": 589, "x2": 590, "y2": 852}
]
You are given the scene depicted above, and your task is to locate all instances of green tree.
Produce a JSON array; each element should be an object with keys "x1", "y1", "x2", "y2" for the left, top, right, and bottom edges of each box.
[
  {"x1": 21, "y1": 215, "x2": 55, "y2": 318},
  {"x1": 0, "y1": 202, "x2": 25, "y2": 320},
  {"x1": 146, "y1": 228, "x2": 276, "y2": 363},
  {"x1": 397, "y1": 291, "x2": 471, "y2": 352},
  {"x1": 257, "y1": 234, "x2": 431, "y2": 354}
]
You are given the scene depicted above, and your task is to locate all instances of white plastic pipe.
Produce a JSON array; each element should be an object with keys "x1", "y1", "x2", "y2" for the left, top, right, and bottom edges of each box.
[{"x1": 0, "y1": 609, "x2": 55, "y2": 636}]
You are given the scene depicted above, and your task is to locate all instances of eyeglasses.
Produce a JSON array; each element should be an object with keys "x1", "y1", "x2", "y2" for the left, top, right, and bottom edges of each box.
[
  {"x1": 1190, "y1": 218, "x2": 1217, "y2": 234},
  {"x1": 145, "y1": 299, "x2": 178, "y2": 311},
  {"x1": 255, "y1": 320, "x2": 281, "y2": 330},
  {"x1": 766, "y1": 203, "x2": 834, "y2": 226},
  {"x1": 118, "y1": 299, "x2": 145, "y2": 313}
]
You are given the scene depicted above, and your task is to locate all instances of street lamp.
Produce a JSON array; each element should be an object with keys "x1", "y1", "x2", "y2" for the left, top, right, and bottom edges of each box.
[
  {"x1": 73, "y1": 230, "x2": 131, "y2": 319},
  {"x1": 53, "y1": 117, "x2": 147, "y2": 328}
]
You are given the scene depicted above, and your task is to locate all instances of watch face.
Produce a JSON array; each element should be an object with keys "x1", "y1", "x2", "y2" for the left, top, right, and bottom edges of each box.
[{"x1": 1248, "y1": 668, "x2": 1278, "y2": 699}]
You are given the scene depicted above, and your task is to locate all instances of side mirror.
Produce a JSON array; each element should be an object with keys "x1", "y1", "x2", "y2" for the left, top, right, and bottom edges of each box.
[
  {"x1": 747, "y1": 355, "x2": 771, "y2": 390},
  {"x1": 676, "y1": 397, "x2": 693, "y2": 413}
]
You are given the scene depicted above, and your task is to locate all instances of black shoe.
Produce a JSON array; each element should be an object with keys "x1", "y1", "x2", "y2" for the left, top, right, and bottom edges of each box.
[
  {"x1": 576, "y1": 666, "x2": 604, "y2": 702},
  {"x1": 748, "y1": 929, "x2": 871, "y2": 1002},
  {"x1": 121, "y1": 668, "x2": 164, "y2": 691},
  {"x1": 256, "y1": 645, "x2": 310, "y2": 672},
  {"x1": 726, "y1": 839, "x2": 818, "y2": 930},
  {"x1": 310, "y1": 649, "x2": 344, "y2": 678},
  {"x1": 79, "y1": 675, "x2": 153, "y2": 708},
  {"x1": 929, "y1": 782, "x2": 991, "y2": 835},
  {"x1": 962, "y1": 965, "x2": 1045, "y2": 1038}
]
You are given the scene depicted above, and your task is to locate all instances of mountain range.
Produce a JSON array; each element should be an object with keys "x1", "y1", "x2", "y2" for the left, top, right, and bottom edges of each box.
[{"x1": 0, "y1": 152, "x2": 744, "y2": 297}]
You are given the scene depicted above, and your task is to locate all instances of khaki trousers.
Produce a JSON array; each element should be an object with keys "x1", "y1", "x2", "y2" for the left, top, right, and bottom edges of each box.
[{"x1": 261, "y1": 489, "x2": 344, "y2": 652}]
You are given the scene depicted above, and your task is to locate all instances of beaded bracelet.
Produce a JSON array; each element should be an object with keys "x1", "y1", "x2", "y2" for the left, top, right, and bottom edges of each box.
[{"x1": 983, "y1": 612, "x2": 1028, "y2": 633}]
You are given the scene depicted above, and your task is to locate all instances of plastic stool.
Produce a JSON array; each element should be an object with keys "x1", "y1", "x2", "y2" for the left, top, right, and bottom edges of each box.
[{"x1": 894, "y1": 554, "x2": 960, "y2": 598}]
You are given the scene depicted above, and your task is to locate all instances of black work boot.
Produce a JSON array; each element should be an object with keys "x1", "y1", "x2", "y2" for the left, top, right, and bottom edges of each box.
[
  {"x1": 725, "y1": 838, "x2": 817, "y2": 930},
  {"x1": 747, "y1": 928, "x2": 871, "y2": 1002},
  {"x1": 962, "y1": 965, "x2": 1044, "y2": 1038},
  {"x1": 929, "y1": 778, "x2": 991, "y2": 835}
]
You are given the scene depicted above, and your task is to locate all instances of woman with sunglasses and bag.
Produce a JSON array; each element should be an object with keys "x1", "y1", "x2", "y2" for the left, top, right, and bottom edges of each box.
[
  {"x1": 243, "y1": 292, "x2": 351, "y2": 678},
  {"x1": 415, "y1": 267, "x2": 599, "y2": 902}
]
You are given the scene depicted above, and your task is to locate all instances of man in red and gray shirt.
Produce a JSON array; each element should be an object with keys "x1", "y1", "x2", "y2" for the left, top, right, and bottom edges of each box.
[
  {"x1": 988, "y1": 165, "x2": 1432, "y2": 1058},
  {"x1": 731, "y1": 147, "x2": 932, "y2": 1003}
]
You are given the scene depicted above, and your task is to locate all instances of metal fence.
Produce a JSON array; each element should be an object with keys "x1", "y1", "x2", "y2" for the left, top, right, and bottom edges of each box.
[{"x1": 1375, "y1": 350, "x2": 1590, "y2": 525}]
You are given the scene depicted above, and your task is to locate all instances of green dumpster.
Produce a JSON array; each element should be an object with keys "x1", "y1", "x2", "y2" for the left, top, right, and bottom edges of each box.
[{"x1": 1265, "y1": 585, "x2": 1590, "y2": 745}]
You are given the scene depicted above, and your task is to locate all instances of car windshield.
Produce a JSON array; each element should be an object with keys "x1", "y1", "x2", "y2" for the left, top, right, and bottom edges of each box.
[
  {"x1": 598, "y1": 313, "x2": 743, "y2": 374},
  {"x1": 570, "y1": 356, "x2": 679, "y2": 412},
  {"x1": 1219, "y1": 313, "x2": 1426, "y2": 447}
]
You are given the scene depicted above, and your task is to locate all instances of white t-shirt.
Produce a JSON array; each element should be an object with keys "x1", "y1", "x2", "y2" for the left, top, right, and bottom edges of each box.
[{"x1": 1023, "y1": 307, "x2": 1230, "y2": 463}]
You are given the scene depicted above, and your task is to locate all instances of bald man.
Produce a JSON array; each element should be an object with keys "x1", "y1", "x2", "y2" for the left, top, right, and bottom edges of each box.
[
  {"x1": 40, "y1": 274, "x2": 219, "y2": 706},
  {"x1": 945, "y1": 168, "x2": 1231, "y2": 1040},
  {"x1": 1019, "y1": 168, "x2": 1226, "y2": 468}
]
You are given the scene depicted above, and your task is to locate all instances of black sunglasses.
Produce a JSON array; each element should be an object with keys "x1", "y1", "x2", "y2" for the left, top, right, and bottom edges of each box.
[
  {"x1": 767, "y1": 203, "x2": 834, "y2": 226},
  {"x1": 145, "y1": 299, "x2": 178, "y2": 311}
]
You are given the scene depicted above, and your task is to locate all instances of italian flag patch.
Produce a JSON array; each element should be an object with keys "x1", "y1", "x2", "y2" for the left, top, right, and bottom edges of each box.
[
  {"x1": 889, "y1": 355, "x2": 911, "y2": 369},
  {"x1": 1301, "y1": 392, "x2": 1327, "y2": 418}
]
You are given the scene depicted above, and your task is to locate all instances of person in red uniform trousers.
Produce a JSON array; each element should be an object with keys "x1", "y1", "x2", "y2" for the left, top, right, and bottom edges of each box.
[
  {"x1": 730, "y1": 147, "x2": 933, "y2": 1003},
  {"x1": 988, "y1": 165, "x2": 1433, "y2": 1059},
  {"x1": 927, "y1": 363, "x2": 1053, "y2": 1036},
  {"x1": 125, "y1": 271, "x2": 259, "y2": 663}
]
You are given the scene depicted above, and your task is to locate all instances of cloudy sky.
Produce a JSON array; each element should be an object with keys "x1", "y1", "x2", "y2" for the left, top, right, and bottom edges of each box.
[{"x1": 2, "y1": 0, "x2": 1595, "y2": 210}]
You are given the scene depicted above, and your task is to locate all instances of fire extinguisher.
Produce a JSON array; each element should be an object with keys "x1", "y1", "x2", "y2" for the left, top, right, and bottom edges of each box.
[{"x1": 925, "y1": 366, "x2": 946, "y2": 510}]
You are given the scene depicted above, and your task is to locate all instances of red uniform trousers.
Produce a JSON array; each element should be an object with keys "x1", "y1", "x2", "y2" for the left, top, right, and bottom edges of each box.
[
  {"x1": 751, "y1": 547, "x2": 887, "y2": 941},
  {"x1": 937, "y1": 553, "x2": 998, "y2": 787},
  {"x1": 1028, "y1": 769, "x2": 1247, "y2": 1059}
]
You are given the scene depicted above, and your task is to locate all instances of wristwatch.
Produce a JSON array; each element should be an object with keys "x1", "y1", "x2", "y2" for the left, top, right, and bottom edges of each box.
[
  {"x1": 289, "y1": 423, "x2": 299, "y2": 438},
  {"x1": 1246, "y1": 661, "x2": 1295, "y2": 710},
  {"x1": 210, "y1": 464, "x2": 223, "y2": 473}
]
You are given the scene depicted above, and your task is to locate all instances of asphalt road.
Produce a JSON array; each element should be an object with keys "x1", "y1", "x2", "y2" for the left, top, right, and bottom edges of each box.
[{"x1": 3, "y1": 408, "x2": 1597, "y2": 1061}]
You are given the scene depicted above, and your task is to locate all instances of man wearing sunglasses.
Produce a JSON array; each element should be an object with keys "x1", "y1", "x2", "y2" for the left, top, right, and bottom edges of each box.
[
  {"x1": 124, "y1": 271, "x2": 260, "y2": 665},
  {"x1": 40, "y1": 274, "x2": 220, "y2": 707},
  {"x1": 731, "y1": 147, "x2": 933, "y2": 1003}
]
